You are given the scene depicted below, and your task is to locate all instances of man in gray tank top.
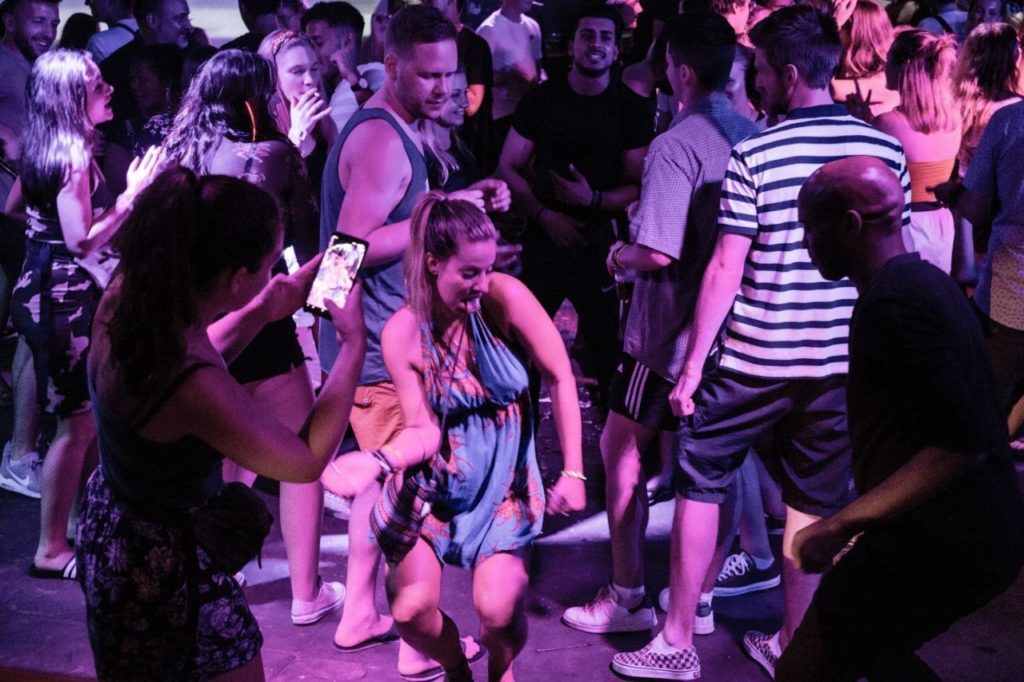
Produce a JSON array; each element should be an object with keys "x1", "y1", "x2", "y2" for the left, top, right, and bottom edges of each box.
[{"x1": 317, "y1": 5, "x2": 508, "y2": 676}]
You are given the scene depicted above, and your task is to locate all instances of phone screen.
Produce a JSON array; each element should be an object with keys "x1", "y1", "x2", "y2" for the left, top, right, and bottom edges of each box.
[{"x1": 305, "y1": 233, "x2": 368, "y2": 318}]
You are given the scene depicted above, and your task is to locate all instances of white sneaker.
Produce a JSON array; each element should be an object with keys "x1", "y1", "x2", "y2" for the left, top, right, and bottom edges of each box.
[
  {"x1": 658, "y1": 588, "x2": 714, "y2": 635},
  {"x1": 0, "y1": 443, "x2": 41, "y2": 499},
  {"x1": 561, "y1": 584, "x2": 657, "y2": 634},
  {"x1": 323, "y1": 490, "x2": 352, "y2": 520},
  {"x1": 291, "y1": 579, "x2": 346, "y2": 625}
]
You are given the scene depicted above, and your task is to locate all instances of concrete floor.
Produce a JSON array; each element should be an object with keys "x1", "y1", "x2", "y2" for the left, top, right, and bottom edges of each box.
[{"x1": 2, "y1": 312, "x2": 1024, "y2": 681}]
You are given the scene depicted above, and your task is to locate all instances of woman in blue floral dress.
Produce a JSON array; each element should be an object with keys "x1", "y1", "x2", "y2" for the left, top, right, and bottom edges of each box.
[{"x1": 335, "y1": 193, "x2": 586, "y2": 682}]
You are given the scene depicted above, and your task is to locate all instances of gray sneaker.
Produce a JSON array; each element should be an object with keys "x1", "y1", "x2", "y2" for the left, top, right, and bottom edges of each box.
[{"x1": 0, "y1": 443, "x2": 41, "y2": 499}]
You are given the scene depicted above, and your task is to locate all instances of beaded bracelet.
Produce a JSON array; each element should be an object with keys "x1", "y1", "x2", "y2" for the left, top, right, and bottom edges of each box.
[{"x1": 561, "y1": 469, "x2": 587, "y2": 481}]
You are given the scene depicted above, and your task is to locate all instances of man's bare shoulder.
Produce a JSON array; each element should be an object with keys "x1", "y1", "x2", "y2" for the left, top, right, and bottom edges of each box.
[{"x1": 340, "y1": 117, "x2": 406, "y2": 157}]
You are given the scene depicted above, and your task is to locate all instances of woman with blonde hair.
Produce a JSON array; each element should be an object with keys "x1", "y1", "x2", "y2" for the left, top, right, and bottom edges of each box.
[
  {"x1": 874, "y1": 29, "x2": 961, "y2": 273},
  {"x1": 831, "y1": 0, "x2": 901, "y2": 121},
  {"x1": 7, "y1": 50, "x2": 160, "y2": 580},
  {"x1": 258, "y1": 29, "x2": 337, "y2": 206},
  {"x1": 332, "y1": 194, "x2": 585, "y2": 681},
  {"x1": 954, "y1": 21, "x2": 1021, "y2": 174}
]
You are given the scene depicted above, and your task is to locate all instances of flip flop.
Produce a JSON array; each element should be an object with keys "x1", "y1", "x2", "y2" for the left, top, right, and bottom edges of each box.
[
  {"x1": 29, "y1": 555, "x2": 77, "y2": 580},
  {"x1": 399, "y1": 636, "x2": 486, "y2": 682},
  {"x1": 333, "y1": 628, "x2": 400, "y2": 653}
]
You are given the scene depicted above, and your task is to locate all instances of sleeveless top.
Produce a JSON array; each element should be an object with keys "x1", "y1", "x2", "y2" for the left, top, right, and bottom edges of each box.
[
  {"x1": 90, "y1": 361, "x2": 224, "y2": 513},
  {"x1": 908, "y1": 158, "x2": 955, "y2": 205},
  {"x1": 418, "y1": 311, "x2": 545, "y2": 568},
  {"x1": 26, "y1": 165, "x2": 113, "y2": 247},
  {"x1": 318, "y1": 108, "x2": 429, "y2": 382}
]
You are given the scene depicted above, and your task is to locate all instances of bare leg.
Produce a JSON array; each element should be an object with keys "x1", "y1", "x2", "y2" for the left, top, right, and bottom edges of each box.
[
  {"x1": 330, "y1": 474, "x2": 395, "y2": 646},
  {"x1": 232, "y1": 368, "x2": 321, "y2": 602},
  {"x1": 645, "y1": 430, "x2": 676, "y2": 496},
  {"x1": 10, "y1": 338, "x2": 40, "y2": 458},
  {"x1": 387, "y1": 537, "x2": 465, "y2": 671},
  {"x1": 662, "y1": 495, "x2": 718, "y2": 649},
  {"x1": 473, "y1": 551, "x2": 530, "y2": 682},
  {"x1": 34, "y1": 411, "x2": 94, "y2": 569},
  {"x1": 779, "y1": 506, "x2": 821, "y2": 650},
  {"x1": 601, "y1": 411, "x2": 656, "y2": 589}
]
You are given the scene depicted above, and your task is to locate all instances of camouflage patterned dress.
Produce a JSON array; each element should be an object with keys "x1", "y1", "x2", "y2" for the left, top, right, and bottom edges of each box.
[{"x1": 10, "y1": 174, "x2": 110, "y2": 416}]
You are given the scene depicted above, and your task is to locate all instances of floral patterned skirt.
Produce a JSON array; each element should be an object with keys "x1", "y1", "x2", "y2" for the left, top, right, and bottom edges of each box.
[{"x1": 76, "y1": 470, "x2": 262, "y2": 681}]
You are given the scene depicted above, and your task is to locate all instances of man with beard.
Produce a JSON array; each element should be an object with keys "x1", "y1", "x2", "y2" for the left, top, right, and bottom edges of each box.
[
  {"x1": 302, "y1": 1, "x2": 366, "y2": 132},
  {"x1": 499, "y1": 4, "x2": 651, "y2": 411},
  {"x1": 100, "y1": 0, "x2": 192, "y2": 123},
  {"x1": 0, "y1": 0, "x2": 59, "y2": 142},
  {"x1": 614, "y1": 7, "x2": 910, "y2": 680},
  {"x1": 0, "y1": 0, "x2": 59, "y2": 502},
  {"x1": 317, "y1": 6, "x2": 507, "y2": 678}
]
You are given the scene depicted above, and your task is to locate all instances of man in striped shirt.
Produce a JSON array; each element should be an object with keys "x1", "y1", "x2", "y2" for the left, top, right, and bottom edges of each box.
[{"x1": 620, "y1": 6, "x2": 910, "y2": 680}]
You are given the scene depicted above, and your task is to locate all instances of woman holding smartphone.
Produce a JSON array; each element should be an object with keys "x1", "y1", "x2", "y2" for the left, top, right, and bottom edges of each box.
[
  {"x1": 160, "y1": 50, "x2": 339, "y2": 627},
  {"x1": 8, "y1": 50, "x2": 160, "y2": 580},
  {"x1": 80, "y1": 167, "x2": 365, "y2": 679},
  {"x1": 328, "y1": 194, "x2": 586, "y2": 681}
]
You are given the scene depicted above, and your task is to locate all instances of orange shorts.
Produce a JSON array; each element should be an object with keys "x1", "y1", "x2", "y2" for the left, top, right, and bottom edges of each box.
[{"x1": 349, "y1": 381, "x2": 405, "y2": 450}]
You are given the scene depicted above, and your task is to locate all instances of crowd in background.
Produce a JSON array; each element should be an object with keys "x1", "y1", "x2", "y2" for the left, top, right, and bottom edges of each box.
[{"x1": 0, "y1": 0, "x2": 1023, "y2": 680}]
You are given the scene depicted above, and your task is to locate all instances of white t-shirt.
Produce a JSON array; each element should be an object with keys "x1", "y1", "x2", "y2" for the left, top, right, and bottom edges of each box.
[{"x1": 476, "y1": 11, "x2": 541, "y2": 120}]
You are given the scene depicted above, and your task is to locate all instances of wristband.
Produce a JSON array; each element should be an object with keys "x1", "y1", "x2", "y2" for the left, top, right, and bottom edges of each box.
[
  {"x1": 612, "y1": 243, "x2": 629, "y2": 270},
  {"x1": 532, "y1": 205, "x2": 547, "y2": 223},
  {"x1": 590, "y1": 189, "x2": 603, "y2": 209},
  {"x1": 561, "y1": 469, "x2": 587, "y2": 481},
  {"x1": 368, "y1": 449, "x2": 394, "y2": 481}
]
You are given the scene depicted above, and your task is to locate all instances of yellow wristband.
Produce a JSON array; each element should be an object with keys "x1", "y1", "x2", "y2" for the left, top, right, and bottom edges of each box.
[{"x1": 561, "y1": 469, "x2": 587, "y2": 481}]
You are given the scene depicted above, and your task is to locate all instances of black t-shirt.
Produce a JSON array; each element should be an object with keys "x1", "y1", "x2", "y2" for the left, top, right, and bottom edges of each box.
[
  {"x1": 512, "y1": 76, "x2": 653, "y2": 225},
  {"x1": 457, "y1": 28, "x2": 496, "y2": 173},
  {"x1": 848, "y1": 254, "x2": 1023, "y2": 547}
]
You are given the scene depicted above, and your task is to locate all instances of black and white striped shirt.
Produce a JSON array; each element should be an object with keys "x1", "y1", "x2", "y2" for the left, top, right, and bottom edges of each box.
[{"x1": 718, "y1": 104, "x2": 911, "y2": 379}]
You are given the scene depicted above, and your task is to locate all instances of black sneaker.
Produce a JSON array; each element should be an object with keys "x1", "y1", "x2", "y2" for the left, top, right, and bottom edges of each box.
[{"x1": 714, "y1": 551, "x2": 780, "y2": 597}]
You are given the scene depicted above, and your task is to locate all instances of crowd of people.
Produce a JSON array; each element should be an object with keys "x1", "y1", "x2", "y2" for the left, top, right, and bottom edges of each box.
[{"x1": 0, "y1": 0, "x2": 1023, "y2": 680}]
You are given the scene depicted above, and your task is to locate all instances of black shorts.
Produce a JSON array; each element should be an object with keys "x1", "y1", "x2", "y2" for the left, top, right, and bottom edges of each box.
[
  {"x1": 674, "y1": 368, "x2": 853, "y2": 515},
  {"x1": 608, "y1": 353, "x2": 679, "y2": 431}
]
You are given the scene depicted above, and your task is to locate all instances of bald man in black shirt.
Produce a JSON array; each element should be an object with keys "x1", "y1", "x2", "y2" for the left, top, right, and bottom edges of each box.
[{"x1": 780, "y1": 156, "x2": 1024, "y2": 681}]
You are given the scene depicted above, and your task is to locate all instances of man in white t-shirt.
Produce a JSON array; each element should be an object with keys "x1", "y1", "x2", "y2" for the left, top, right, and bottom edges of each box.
[{"x1": 476, "y1": 0, "x2": 540, "y2": 143}]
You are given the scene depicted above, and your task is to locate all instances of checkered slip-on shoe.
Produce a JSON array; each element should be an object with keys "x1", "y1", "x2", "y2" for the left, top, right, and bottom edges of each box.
[
  {"x1": 743, "y1": 630, "x2": 779, "y2": 679},
  {"x1": 611, "y1": 636, "x2": 700, "y2": 680}
]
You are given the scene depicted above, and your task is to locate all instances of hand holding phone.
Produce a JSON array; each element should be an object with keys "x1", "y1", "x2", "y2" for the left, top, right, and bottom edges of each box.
[{"x1": 305, "y1": 233, "x2": 368, "y2": 318}]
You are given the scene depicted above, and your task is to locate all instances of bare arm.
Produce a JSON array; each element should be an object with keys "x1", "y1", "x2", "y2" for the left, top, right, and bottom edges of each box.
[
  {"x1": 498, "y1": 127, "x2": 544, "y2": 219},
  {"x1": 793, "y1": 446, "x2": 968, "y2": 572},
  {"x1": 490, "y1": 274, "x2": 585, "y2": 512},
  {"x1": 607, "y1": 241, "x2": 673, "y2": 273},
  {"x1": 668, "y1": 233, "x2": 752, "y2": 416},
  {"x1": 466, "y1": 83, "x2": 485, "y2": 117},
  {"x1": 208, "y1": 255, "x2": 321, "y2": 362},
  {"x1": 4, "y1": 177, "x2": 25, "y2": 218},
  {"x1": 334, "y1": 120, "x2": 415, "y2": 266},
  {"x1": 56, "y1": 147, "x2": 162, "y2": 257},
  {"x1": 549, "y1": 146, "x2": 646, "y2": 212},
  {"x1": 173, "y1": 295, "x2": 365, "y2": 483}
]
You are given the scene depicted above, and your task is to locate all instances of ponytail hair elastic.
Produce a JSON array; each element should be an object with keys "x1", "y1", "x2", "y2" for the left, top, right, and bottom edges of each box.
[{"x1": 244, "y1": 100, "x2": 257, "y2": 142}]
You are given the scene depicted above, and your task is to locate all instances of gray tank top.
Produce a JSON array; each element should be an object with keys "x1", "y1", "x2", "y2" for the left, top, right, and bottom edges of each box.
[{"x1": 318, "y1": 108, "x2": 429, "y2": 383}]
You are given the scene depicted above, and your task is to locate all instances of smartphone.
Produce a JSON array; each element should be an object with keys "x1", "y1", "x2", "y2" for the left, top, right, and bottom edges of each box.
[
  {"x1": 282, "y1": 246, "x2": 299, "y2": 275},
  {"x1": 304, "y1": 233, "x2": 368, "y2": 318}
]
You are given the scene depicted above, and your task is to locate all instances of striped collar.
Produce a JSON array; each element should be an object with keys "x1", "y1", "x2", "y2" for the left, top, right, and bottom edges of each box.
[{"x1": 787, "y1": 103, "x2": 849, "y2": 120}]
